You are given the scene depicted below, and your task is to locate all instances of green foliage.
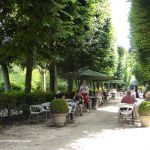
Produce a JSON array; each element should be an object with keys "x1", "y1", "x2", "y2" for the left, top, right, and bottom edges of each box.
[
  {"x1": 1, "y1": 0, "x2": 117, "y2": 92},
  {"x1": 59, "y1": 0, "x2": 117, "y2": 76},
  {"x1": 50, "y1": 99, "x2": 68, "y2": 114},
  {"x1": 129, "y1": 0, "x2": 150, "y2": 83},
  {"x1": 133, "y1": 63, "x2": 150, "y2": 84},
  {"x1": 114, "y1": 47, "x2": 133, "y2": 85},
  {"x1": 0, "y1": 92, "x2": 56, "y2": 109},
  {"x1": 138, "y1": 101, "x2": 150, "y2": 116},
  {"x1": 57, "y1": 78, "x2": 67, "y2": 92}
]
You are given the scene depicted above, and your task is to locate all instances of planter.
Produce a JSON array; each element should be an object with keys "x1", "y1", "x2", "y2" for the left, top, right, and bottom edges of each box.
[
  {"x1": 52, "y1": 113, "x2": 67, "y2": 127},
  {"x1": 139, "y1": 116, "x2": 150, "y2": 127}
]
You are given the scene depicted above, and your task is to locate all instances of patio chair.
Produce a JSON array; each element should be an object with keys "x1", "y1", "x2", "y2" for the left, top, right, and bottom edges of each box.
[
  {"x1": 66, "y1": 99, "x2": 77, "y2": 123},
  {"x1": 75, "y1": 100, "x2": 84, "y2": 116},
  {"x1": 29, "y1": 105, "x2": 46, "y2": 123},
  {"x1": 118, "y1": 103, "x2": 135, "y2": 125},
  {"x1": 42, "y1": 102, "x2": 51, "y2": 118}
]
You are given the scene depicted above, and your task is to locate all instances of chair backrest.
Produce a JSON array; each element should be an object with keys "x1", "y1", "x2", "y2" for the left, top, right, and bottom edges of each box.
[
  {"x1": 66, "y1": 99, "x2": 75, "y2": 103},
  {"x1": 30, "y1": 105, "x2": 43, "y2": 113},
  {"x1": 42, "y1": 102, "x2": 50, "y2": 109}
]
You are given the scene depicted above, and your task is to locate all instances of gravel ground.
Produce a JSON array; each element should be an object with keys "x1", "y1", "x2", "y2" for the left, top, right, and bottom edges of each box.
[{"x1": 0, "y1": 97, "x2": 150, "y2": 150}]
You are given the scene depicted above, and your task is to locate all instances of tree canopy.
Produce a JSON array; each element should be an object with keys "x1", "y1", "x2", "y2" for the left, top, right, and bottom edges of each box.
[
  {"x1": 0, "y1": 0, "x2": 118, "y2": 93},
  {"x1": 129, "y1": 0, "x2": 150, "y2": 83}
]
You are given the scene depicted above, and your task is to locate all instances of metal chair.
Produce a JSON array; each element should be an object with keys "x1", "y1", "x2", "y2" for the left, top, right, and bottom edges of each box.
[
  {"x1": 42, "y1": 102, "x2": 51, "y2": 118},
  {"x1": 83, "y1": 98, "x2": 92, "y2": 112},
  {"x1": 66, "y1": 99, "x2": 77, "y2": 123},
  {"x1": 29, "y1": 105, "x2": 46, "y2": 123},
  {"x1": 118, "y1": 103, "x2": 135, "y2": 125}
]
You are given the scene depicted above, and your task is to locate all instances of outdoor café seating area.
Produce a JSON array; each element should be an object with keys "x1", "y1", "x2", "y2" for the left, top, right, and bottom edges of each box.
[{"x1": 0, "y1": 91, "x2": 118, "y2": 125}]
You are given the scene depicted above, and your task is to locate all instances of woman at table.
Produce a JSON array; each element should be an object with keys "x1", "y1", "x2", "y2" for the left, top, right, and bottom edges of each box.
[
  {"x1": 79, "y1": 80, "x2": 90, "y2": 112},
  {"x1": 73, "y1": 90, "x2": 84, "y2": 116}
]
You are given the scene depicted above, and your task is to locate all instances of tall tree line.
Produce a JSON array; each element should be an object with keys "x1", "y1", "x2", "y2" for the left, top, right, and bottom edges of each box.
[
  {"x1": 129, "y1": 0, "x2": 150, "y2": 84},
  {"x1": 0, "y1": 0, "x2": 117, "y2": 93}
]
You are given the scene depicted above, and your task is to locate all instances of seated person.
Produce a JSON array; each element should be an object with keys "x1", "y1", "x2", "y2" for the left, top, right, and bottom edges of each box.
[
  {"x1": 102, "y1": 90, "x2": 108, "y2": 101},
  {"x1": 96, "y1": 90, "x2": 103, "y2": 105},
  {"x1": 56, "y1": 91, "x2": 65, "y2": 99},
  {"x1": 121, "y1": 90, "x2": 136, "y2": 104},
  {"x1": 73, "y1": 90, "x2": 84, "y2": 116},
  {"x1": 145, "y1": 91, "x2": 150, "y2": 101},
  {"x1": 121, "y1": 90, "x2": 136, "y2": 118}
]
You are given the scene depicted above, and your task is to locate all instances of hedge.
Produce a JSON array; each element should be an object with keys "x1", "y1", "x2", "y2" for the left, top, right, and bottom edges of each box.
[
  {"x1": 0, "y1": 91, "x2": 75, "y2": 117},
  {"x1": 0, "y1": 92, "x2": 56, "y2": 117}
]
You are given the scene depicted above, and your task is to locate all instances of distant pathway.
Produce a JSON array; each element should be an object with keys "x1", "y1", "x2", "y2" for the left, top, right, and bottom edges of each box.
[{"x1": 0, "y1": 98, "x2": 150, "y2": 150}]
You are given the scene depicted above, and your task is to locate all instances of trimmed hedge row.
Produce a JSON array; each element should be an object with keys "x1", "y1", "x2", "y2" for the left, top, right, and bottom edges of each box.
[
  {"x1": 0, "y1": 93, "x2": 56, "y2": 117},
  {"x1": 0, "y1": 93, "x2": 55, "y2": 108},
  {"x1": 0, "y1": 91, "x2": 75, "y2": 117},
  {"x1": 0, "y1": 91, "x2": 75, "y2": 106}
]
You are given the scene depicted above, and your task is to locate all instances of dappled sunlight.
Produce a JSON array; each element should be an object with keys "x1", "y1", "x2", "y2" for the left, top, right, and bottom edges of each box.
[
  {"x1": 97, "y1": 105, "x2": 119, "y2": 113},
  {"x1": 59, "y1": 127, "x2": 150, "y2": 150}
]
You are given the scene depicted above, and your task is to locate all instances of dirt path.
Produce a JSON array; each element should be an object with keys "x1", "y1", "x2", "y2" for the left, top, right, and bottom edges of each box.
[{"x1": 0, "y1": 98, "x2": 150, "y2": 150}]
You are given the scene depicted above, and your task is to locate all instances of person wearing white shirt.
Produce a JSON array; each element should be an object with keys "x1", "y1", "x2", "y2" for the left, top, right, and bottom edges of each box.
[{"x1": 80, "y1": 80, "x2": 90, "y2": 112}]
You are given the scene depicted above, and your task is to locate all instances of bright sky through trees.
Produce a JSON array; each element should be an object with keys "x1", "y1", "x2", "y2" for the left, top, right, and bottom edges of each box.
[{"x1": 109, "y1": 0, "x2": 131, "y2": 50}]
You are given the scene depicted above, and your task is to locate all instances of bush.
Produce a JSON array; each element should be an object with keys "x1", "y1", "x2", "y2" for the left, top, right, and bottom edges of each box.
[
  {"x1": 0, "y1": 92, "x2": 56, "y2": 117},
  {"x1": 0, "y1": 92, "x2": 73, "y2": 117},
  {"x1": 50, "y1": 99, "x2": 68, "y2": 114},
  {"x1": 57, "y1": 79, "x2": 67, "y2": 92},
  {"x1": 138, "y1": 101, "x2": 150, "y2": 116}
]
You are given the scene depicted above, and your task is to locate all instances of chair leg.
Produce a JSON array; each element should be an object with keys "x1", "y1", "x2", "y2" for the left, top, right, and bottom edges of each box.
[
  {"x1": 29, "y1": 114, "x2": 32, "y2": 122},
  {"x1": 37, "y1": 114, "x2": 39, "y2": 123}
]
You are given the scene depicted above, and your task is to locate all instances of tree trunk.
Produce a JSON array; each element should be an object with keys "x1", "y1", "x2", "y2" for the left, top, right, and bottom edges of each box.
[
  {"x1": 49, "y1": 61, "x2": 57, "y2": 93},
  {"x1": 38, "y1": 66, "x2": 47, "y2": 92},
  {"x1": 1, "y1": 63, "x2": 11, "y2": 92},
  {"x1": 25, "y1": 53, "x2": 33, "y2": 94},
  {"x1": 68, "y1": 72, "x2": 73, "y2": 93},
  {"x1": 41, "y1": 71, "x2": 46, "y2": 92}
]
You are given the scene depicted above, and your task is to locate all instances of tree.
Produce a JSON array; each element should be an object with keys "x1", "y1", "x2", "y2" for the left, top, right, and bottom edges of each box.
[
  {"x1": 59, "y1": 0, "x2": 117, "y2": 92},
  {"x1": 1, "y1": 0, "x2": 75, "y2": 93},
  {"x1": 0, "y1": 1, "x2": 16, "y2": 92},
  {"x1": 129, "y1": 0, "x2": 150, "y2": 83}
]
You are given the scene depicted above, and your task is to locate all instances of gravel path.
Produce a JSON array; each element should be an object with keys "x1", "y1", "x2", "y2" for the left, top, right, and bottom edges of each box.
[{"x1": 0, "y1": 98, "x2": 150, "y2": 150}]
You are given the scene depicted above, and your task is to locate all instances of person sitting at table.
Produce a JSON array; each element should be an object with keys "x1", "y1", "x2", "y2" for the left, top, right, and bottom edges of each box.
[
  {"x1": 56, "y1": 91, "x2": 65, "y2": 99},
  {"x1": 121, "y1": 90, "x2": 136, "y2": 104},
  {"x1": 73, "y1": 90, "x2": 84, "y2": 116},
  {"x1": 96, "y1": 90, "x2": 103, "y2": 105},
  {"x1": 102, "y1": 90, "x2": 108, "y2": 103},
  {"x1": 145, "y1": 91, "x2": 150, "y2": 101},
  {"x1": 121, "y1": 90, "x2": 137, "y2": 118},
  {"x1": 79, "y1": 80, "x2": 90, "y2": 112}
]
